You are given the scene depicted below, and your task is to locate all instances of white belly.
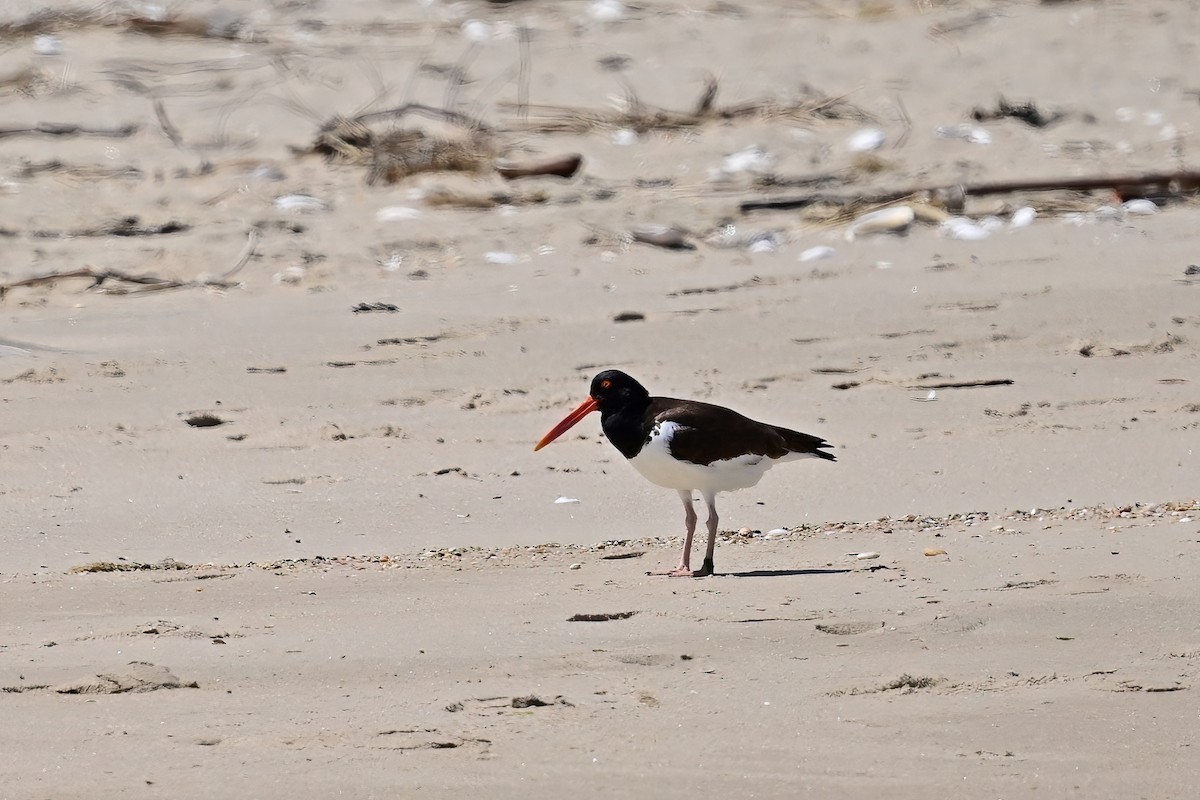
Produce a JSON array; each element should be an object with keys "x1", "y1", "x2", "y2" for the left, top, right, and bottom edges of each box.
[{"x1": 626, "y1": 421, "x2": 805, "y2": 494}]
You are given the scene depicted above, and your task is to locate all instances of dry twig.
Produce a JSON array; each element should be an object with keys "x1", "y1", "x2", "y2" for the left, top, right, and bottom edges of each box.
[
  {"x1": 153, "y1": 99, "x2": 184, "y2": 147},
  {"x1": 0, "y1": 230, "x2": 260, "y2": 298}
]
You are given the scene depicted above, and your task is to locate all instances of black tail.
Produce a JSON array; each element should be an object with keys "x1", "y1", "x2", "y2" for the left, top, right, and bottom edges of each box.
[{"x1": 775, "y1": 426, "x2": 836, "y2": 462}]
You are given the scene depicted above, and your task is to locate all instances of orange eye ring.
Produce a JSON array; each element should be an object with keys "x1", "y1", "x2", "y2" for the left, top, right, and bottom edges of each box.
[{"x1": 600, "y1": 379, "x2": 612, "y2": 389}]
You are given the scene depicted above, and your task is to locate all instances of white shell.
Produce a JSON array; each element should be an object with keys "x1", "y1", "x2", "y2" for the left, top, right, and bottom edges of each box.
[
  {"x1": 33, "y1": 35, "x2": 62, "y2": 56},
  {"x1": 935, "y1": 124, "x2": 991, "y2": 145},
  {"x1": 273, "y1": 265, "x2": 307, "y2": 284},
  {"x1": 485, "y1": 251, "x2": 518, "y2": 265},
  {"x1": 846, "y1": 127, "x2": 886, "y2": 153},
  {"x1": 1010, "y1": 207, "x2": 1037, "y2": 228},
  {"x1": 941, "y1": 217, "x2": 991, "y2": 241},
  {"x1": 554, "y1": 496, "x2": 580, "y2": 504},
  {"x1": 248, "y1": 165, "x2": 285, "y2": 181},
  {"x1": 846, "y1": 206, "x2": 914, "y2": 240},
  {"x1": 1122, "y1": 199, "x2": 1159, "y2": 216},
  {"x1": 966, "y1": 127, "x2": 992, "y2": 145},
  {"x1": 854, "y1": 551, "x2": 881, "y2": 560},
  {"x1": 377, "y1": 253, "x2": 404, "y2": 271},
  {"x1": 588, "y1": 0, "x2": 626, "y2": 22},
  {"x1": 376, "y1": 206, "x2": 421, "y2": 222},
  {"x1": 747, "y1": 233, "x2": 780, "y2": 253},
  {"x1": 274, "y1": 194, "x2": 326, "y2": 213},
  {"x1": 799, "y1": 245, "x2": 836, "y2": 262},
  {"x1": 460, "y1": 20, "x2": 491, "y2": 42},
  {"x1": 721, "y1": 145, "x2": 775, "y2": 175},
  {"x1": 612, "y1": 128, "x2": 638, "y2": 146}
]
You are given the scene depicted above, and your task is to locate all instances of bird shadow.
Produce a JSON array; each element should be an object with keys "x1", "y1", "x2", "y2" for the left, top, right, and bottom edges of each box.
[{"x1": 724, "y1": 568, "x2": 852, "y2": 578}]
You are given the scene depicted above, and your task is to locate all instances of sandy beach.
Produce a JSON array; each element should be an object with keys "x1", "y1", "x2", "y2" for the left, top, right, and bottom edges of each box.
[{"x1": 2, "y1": 0, "x2": 1198, "y2": 796}]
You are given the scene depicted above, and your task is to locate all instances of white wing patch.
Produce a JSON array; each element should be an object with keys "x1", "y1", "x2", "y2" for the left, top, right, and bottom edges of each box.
[{"x1": 628, "y1": 420, "x2": 788, "y2": 493}]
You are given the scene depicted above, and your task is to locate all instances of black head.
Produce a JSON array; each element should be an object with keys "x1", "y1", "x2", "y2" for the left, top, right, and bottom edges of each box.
[{"x1": 589, "y1": 370, "x2": 649, "y2": 414}]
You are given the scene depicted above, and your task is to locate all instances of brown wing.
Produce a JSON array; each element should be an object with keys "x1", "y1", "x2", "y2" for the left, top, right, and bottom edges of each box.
[{"x1": 648, "y1": 398, "x2": 835, "y2": 466}]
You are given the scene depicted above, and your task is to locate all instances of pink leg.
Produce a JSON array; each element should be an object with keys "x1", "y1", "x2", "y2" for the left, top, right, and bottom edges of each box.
[{"x1": 655, "y1": 491, "x2": 698, "y2": 576}]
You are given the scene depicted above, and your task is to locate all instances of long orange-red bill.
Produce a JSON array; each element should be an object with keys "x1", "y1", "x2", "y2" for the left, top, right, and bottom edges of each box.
[{"x1": 534, "y1": 396, "x2": 598, "y2": 451}]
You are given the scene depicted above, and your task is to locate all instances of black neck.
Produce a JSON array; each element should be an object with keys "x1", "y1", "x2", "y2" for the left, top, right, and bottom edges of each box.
[{"x1": 599, "y1": 395, "x2": 651, "y2": 459}]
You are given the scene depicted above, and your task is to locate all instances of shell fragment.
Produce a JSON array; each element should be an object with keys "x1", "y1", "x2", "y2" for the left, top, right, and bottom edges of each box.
[
  {"x1": 846, "y1": 206, "x2": 914, "y2": 240},
  {"x1": 799, "y1": 246, "x2": 836, "y2": 262},
  {"x1": 847, "y1": 127, "x2": 886, "y2": 153}
]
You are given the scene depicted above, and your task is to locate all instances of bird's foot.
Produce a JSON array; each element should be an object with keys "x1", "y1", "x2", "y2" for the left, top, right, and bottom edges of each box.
[{"x1": 655, "y1": 558, "x2": 714, "y2": 578}]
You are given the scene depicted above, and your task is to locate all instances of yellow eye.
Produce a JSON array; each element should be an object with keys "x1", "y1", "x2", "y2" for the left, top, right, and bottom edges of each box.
[{"x1": 600, "y1": 379, "x2": 612, "y2": 389}]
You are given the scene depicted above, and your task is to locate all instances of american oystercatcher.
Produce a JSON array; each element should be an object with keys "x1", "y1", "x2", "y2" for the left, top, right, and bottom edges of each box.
[{"x1": 534, "y1": 370, "x2": 835, "y2": 577}]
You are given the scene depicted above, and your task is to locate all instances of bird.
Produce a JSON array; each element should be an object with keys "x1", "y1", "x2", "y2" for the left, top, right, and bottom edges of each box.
[{"x1": 534, "y1": 370, "x2": 835, "y2": 577}]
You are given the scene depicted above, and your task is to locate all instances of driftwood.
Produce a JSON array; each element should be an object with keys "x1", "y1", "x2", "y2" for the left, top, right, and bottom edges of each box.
[
  {"x1": 629, "y1": 224, "x2": 694, "y2": 250},
  {"x1": 599, "y1": 551, "x2": 645, "y2": 560},
  {"x1": 831, "y1": 376, "x2": 1014, "y2": 391},
  {"x1": 567, "y1": 611, "x2": 638, "y2": 622},
  {"x1": 740, "y1": 170, "x2": 1200, "y2": 214},
  {"x1": 0, "y1": 122, "x2": 139, "y2": 140},
  {"x1": 962, "y1": 171, "x2": 1200, "y2": 201},
  {"x1": 17, "y1": 161, "x2": 142, "y2": 180},
  {"x1": 495, "y1": 153, "x2": 582, "y2": 180},
  {"x1": 0, "y1": 230, "x2": 259, "y2": 297},
  {"x1": 32, "y1": 217, "x2": 189, "y2": 239},
  {"x1": 910, "y1": 378, "x2": 1014, "y2": 390},
  {"x1": 124, "y1": 12, "x2": 248, "y2": 40}
]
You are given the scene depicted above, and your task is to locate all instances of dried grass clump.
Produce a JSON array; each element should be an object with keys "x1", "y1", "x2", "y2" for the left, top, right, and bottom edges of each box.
[
  {"x1": 505, "y1": 77, "x2": 871, "y2": 134},
  {"x1": 304, "y1": 109, "x2": 497, "y2": 185},
  {"x1": 366, "y1": 129, "x2": 493, "y2": 185}
]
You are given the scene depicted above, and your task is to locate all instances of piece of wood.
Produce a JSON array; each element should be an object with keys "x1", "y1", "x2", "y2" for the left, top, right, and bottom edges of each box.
[
  {"x1": 910, "y1": 379, "x2": 1014, "y2": 389},
  {"x1": 740, "y1": 170, "x2": 1200, "y2": 214},
  {"x1": 0, "y1": 122, "x2": 139, "y2": 140}
]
